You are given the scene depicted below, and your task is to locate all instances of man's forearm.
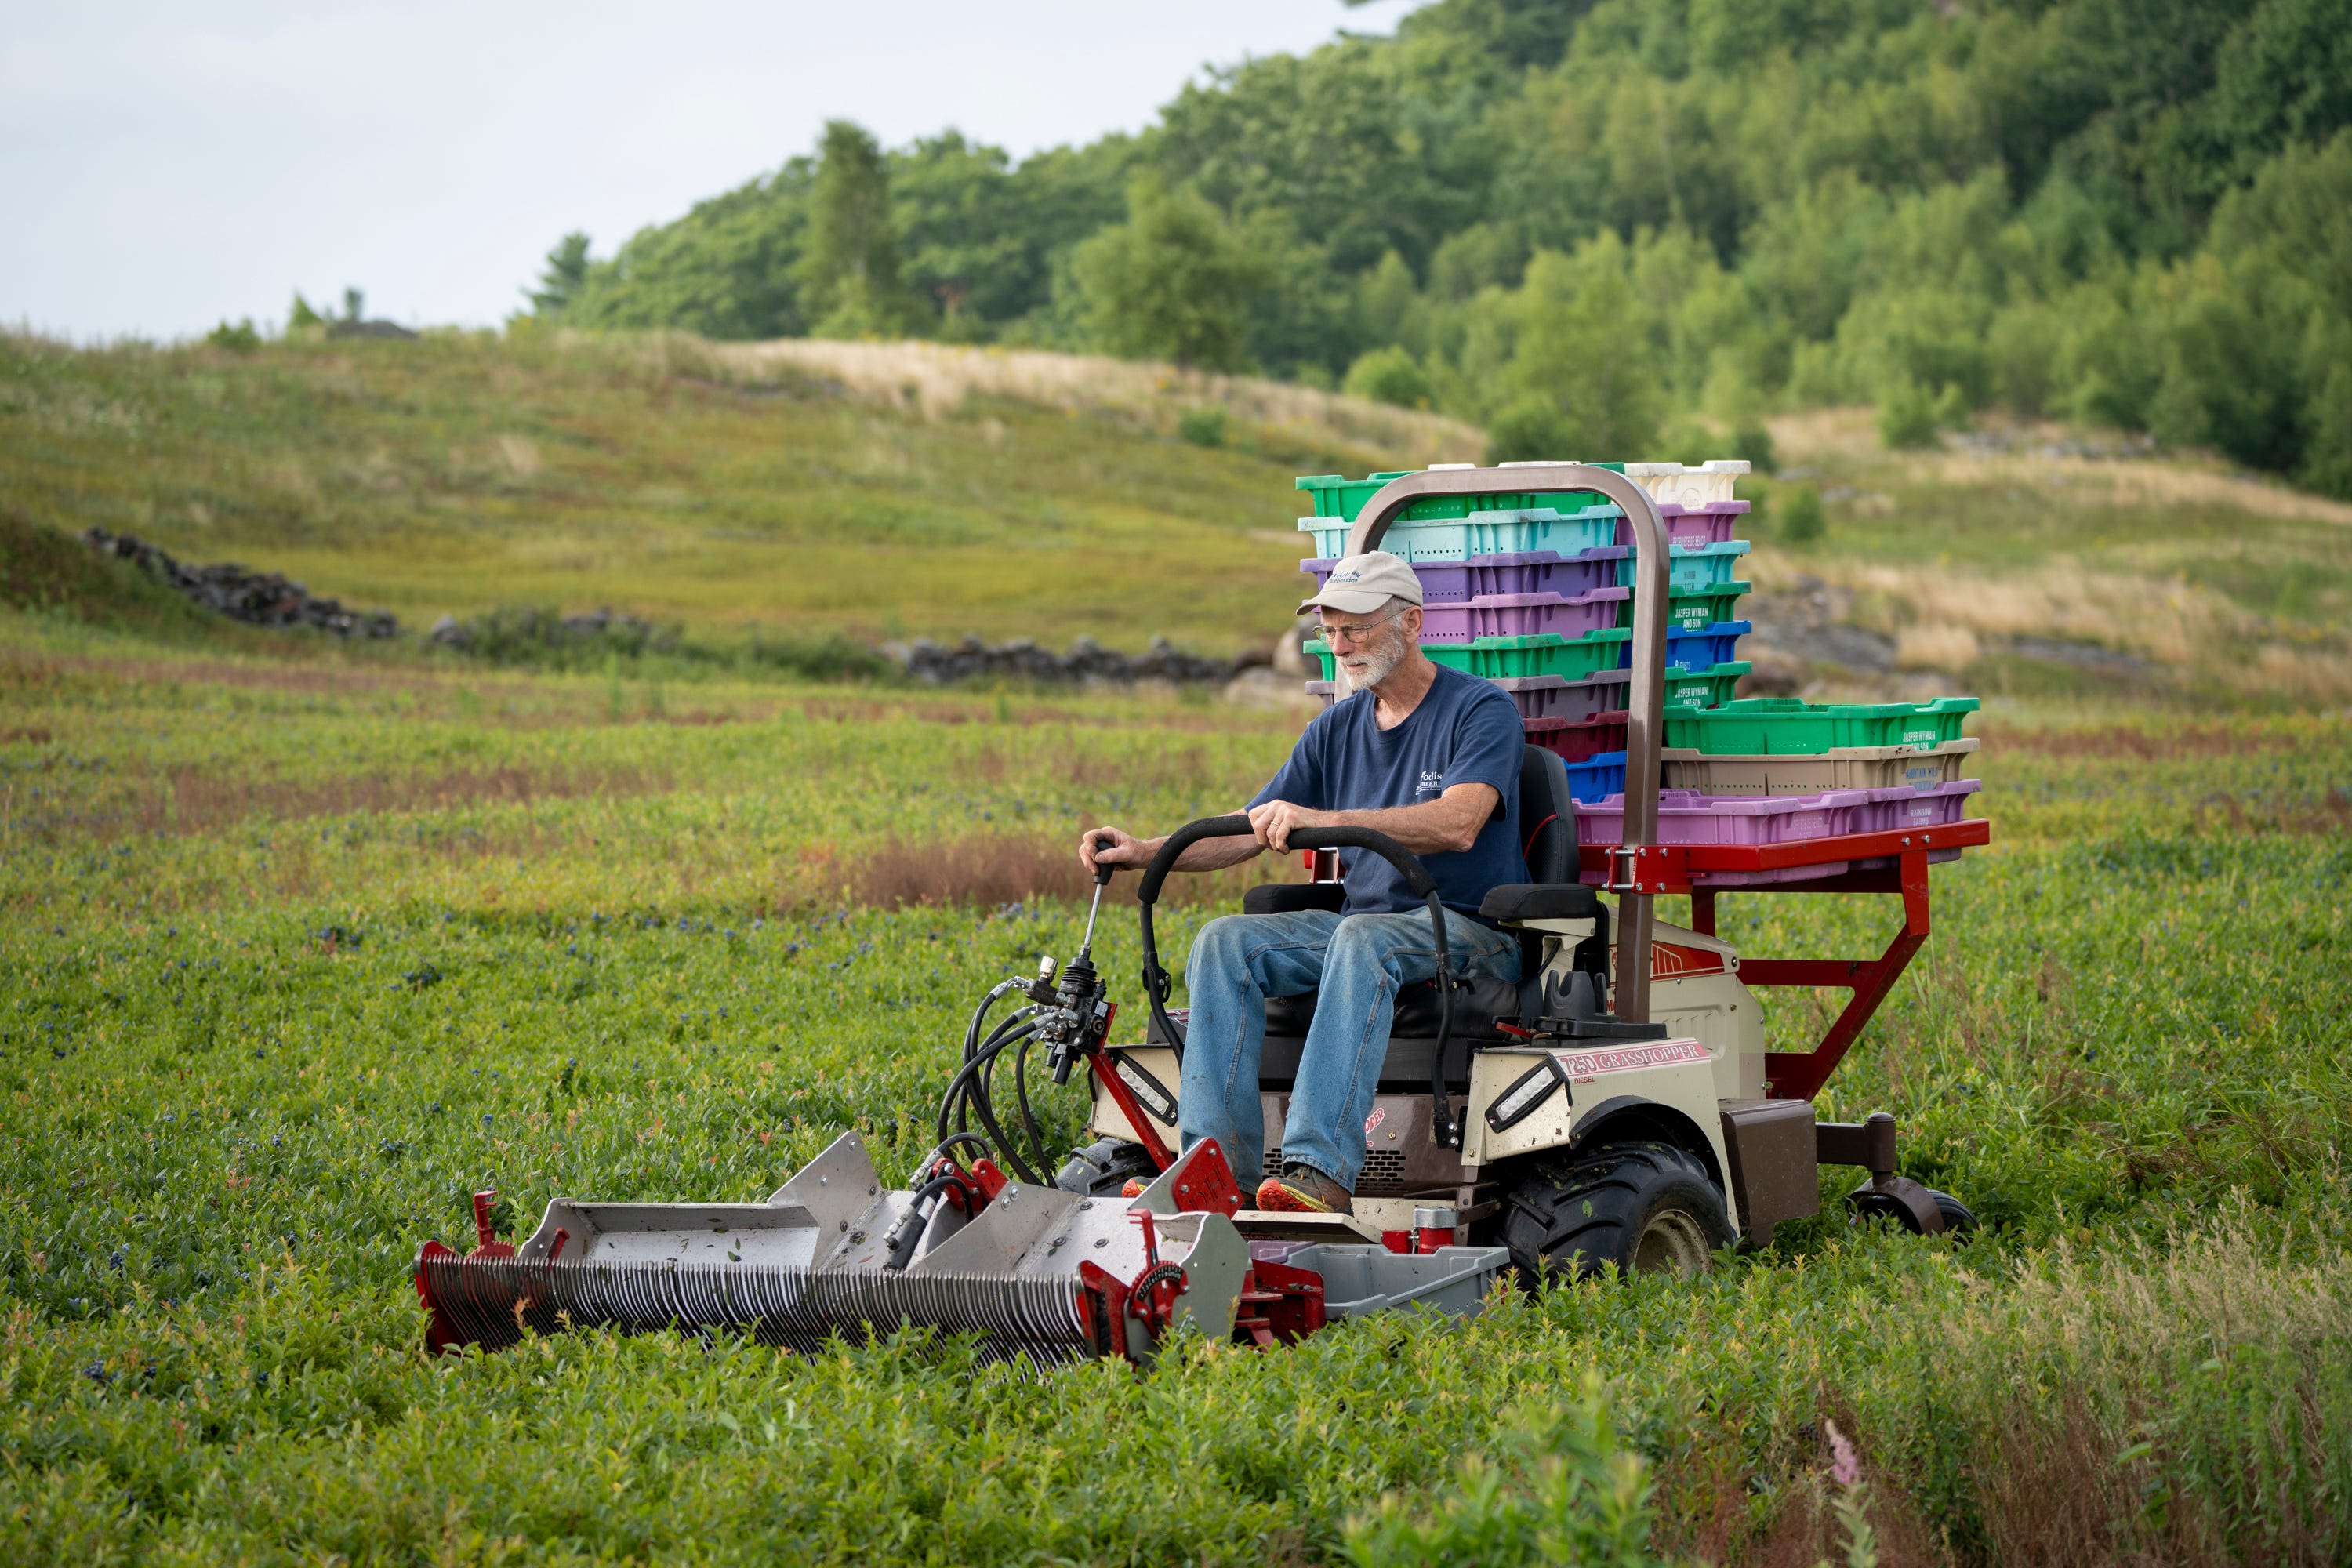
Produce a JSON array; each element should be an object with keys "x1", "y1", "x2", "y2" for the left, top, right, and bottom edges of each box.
[
  {"x1": 1312, "y1": 795, "x2": 1489, "y2": 855},
  {"x1": 1138, "y1": 833, "x2": 1265, "y2": 873}
]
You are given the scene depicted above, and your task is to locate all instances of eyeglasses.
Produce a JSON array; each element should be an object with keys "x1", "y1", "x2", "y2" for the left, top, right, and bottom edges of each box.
[{"x1": 1317, "y1": 606, "x2": 1409, "y2": 646}]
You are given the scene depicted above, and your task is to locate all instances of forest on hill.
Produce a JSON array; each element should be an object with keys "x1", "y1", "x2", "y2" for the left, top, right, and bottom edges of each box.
[{"x1": 528, "y1": 0, "x2": 2352, "y2": 495}]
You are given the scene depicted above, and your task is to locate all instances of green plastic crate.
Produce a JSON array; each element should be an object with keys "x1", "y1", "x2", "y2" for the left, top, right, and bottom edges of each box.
[
  {"x1": 1662, "y1": 661, "x2": 1751, "y2": 710},
  {"x1": 1611, "y1": 581, "x2": 1751, "y2": 633},
  {"x1": 1305, "y1": 630, "x2": 1632, "y2": 683},
  {"x1": 1663, "y1": 696, "x2": 1980, "y2": 755},
  {"x1": 1447, "y1": 630, "x2": 1632, "y2": 681},
  {"x1": 1294, "y1": 469, "x2": 1623, "y2": 524}
]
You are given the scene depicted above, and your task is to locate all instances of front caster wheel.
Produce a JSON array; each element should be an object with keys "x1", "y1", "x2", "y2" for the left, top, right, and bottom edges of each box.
[{"x1": 1849, "y1": 1181, "x2": 1976, "y2": 1236}]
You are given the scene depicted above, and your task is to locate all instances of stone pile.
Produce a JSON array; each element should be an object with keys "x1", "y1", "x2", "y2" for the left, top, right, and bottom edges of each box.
[
  {"x1": 426, "y1": 606, "x2": 673, "y2": 656},
  {"x1": 893, "y1": 633, "x2": 1247, "y2": 686},
  {"x1": 81, "y1": 528, "x2": 397, "y2": 638}
]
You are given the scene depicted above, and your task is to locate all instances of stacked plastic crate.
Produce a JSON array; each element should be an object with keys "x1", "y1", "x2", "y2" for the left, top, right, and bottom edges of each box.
[
  {"x1": 1292, "y1": 462, "x2": 1984, "y2": 883},
  {"x1": 1569, "y1": 696, "x2": 1985, "y2": 882},
  {"x1": 1294, "y1": 460, "x2": 1756, "y2": 778}
]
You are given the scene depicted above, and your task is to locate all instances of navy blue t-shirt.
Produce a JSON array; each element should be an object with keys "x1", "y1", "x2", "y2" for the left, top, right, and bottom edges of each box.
[{"x1": 1250, "y1": 663, "x2": 1526, "y2": 921}]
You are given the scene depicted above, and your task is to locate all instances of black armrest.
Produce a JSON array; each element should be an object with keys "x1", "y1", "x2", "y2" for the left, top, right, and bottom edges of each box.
[
  {"x1": 1479, "y1": 883, "x2": 1601, "y2": 924},
  {"x1": 1243, "y1": 883, "x2": 1348, "y2": 916}
]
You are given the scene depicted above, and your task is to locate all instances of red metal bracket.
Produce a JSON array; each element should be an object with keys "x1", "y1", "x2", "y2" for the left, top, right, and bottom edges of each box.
[
  {"x1": 1743, "y1": 848, "x2": 1934, "y2": 1102},
  {"x1": 1163, "y1": 1138, "x2": 1245, "y2": 1217},
  {"x1": 1086, "y1": 1008, "x2": 1178, "y2": 1171}
]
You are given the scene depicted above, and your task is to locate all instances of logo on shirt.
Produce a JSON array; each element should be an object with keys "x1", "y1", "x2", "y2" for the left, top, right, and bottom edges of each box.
[{"x1": 1417, "y1": 769, "x2": 1445, "y2": 796}]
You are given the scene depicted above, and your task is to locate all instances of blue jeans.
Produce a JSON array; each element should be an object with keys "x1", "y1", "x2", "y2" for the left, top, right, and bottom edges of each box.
[{"x1": 1178, "y1": 908, "x2": 1521, "y2": 1191}]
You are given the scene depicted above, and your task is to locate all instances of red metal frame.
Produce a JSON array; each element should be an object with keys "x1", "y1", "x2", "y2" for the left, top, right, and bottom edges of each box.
[
  {"x1": 1576, "y1": 818, "x2": 1988, "y2": 1103},
  {"x1": 1081, "y1": 1003, "x2": 1181, "y2": 1171}
]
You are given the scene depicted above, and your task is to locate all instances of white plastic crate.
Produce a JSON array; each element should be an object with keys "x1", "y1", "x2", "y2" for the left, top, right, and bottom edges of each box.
[{"x1": 1621, "y1": 459, "x2": 1750, "y2": 507}]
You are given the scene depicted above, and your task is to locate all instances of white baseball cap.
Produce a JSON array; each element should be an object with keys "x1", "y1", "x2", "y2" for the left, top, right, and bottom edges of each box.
[{"x1": 1298, "y1": 550, "x2": 1425, "y2": 615}]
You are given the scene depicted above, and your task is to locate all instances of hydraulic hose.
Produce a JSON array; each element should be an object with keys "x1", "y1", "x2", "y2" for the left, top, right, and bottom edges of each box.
[
  {"x1": 1010, "y1": 1034, "x2": 1057, "y2": 1185},
  {"x1": 933, "y1": 1010, "x2": 1044, "y2": 1183},
  {"x1": 1134, "y1": 816, "x2": 1467, "y2": 1149}
]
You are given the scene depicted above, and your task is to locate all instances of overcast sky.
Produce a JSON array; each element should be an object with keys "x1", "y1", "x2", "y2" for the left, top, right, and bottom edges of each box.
[{"x1": 2, "y1": 1, "x2": 1427, "y2": 343}]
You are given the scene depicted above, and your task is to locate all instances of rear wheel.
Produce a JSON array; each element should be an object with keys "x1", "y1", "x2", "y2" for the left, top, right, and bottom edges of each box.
[{"x1": 1501, "y1": 1141, "x2": 1733, "y2": 1283}]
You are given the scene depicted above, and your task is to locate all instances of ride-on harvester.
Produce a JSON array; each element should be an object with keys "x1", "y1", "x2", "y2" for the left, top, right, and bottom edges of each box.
[{"x1": 416, "y1": 464, "x2": 1987, "y2": 1364}]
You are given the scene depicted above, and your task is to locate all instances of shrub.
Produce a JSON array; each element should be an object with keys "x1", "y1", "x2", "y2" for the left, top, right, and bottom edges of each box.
[
  {"x1": 1344, "y1": 345, "x2": 1433, "y2": 409},
  {"x1": 1878, "y1": 377, "x2": 1940, "y2": 448},
  {"x1": 1485, "y1": 394, "x2": 1572, "y2": 464},
  {"x1": 1176, "y1": 405, "x2": 1227, "y2": 447},
  {"x1": 1781, "y1": 484, "x2": 1826, "y2": 543},
  {"x1": 1729, "y1": 417, "x2": 1777, "y2": 474},
  {"x1": 205, "y1": 319, "x2": 261, "y2": 353}
]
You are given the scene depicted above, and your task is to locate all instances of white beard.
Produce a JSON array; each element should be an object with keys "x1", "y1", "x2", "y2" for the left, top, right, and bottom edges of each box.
[{"x1": 1337, "y1": 627, "x2": 1407, "y2": 694}]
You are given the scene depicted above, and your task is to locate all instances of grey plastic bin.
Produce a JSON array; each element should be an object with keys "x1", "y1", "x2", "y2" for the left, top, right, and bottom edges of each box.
[{"x1": 1283, "y1": 1243, "x2": 1512, "y2": 1320}]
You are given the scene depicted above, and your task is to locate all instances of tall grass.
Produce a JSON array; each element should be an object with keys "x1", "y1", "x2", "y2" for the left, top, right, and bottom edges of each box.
[{"x1": 677, "y1": 333, "x2": 1483, "y2": 461}]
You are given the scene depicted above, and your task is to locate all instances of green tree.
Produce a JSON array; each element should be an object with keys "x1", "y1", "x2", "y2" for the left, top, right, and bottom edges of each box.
[
  {"x1": 567, "y1": 165, "x2": 812, "y2": 339},
  {"x1": 1073, "y1": 176, "x2": 1269, "y2": 370},
  {"x1": 798, "y1": 120, "x2": 918, "y2": 337},
  {"x1": 1476, "y1": 236, "x2": 1667, "y2": 461},
  {"x1": 1345, "y1": 345, "x2": 1434, "y2": 408},
  {"x1": 529, "y1": 233, "x2": 592, "y2": 315}
]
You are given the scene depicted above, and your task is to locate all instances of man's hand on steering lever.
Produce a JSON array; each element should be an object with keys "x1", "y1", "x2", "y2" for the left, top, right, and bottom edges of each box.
[
  {"x1": 1247, "y1": 799, "x2": 1331, "y2": 854},
  {"x1": 1077, "y1": 823, "x2": 1263, "y2": 875}
]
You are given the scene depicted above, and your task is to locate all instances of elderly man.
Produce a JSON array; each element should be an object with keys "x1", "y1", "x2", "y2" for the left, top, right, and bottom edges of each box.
[{"x1": 1080, "y1": 550, "x2": 1526, "y2": 1213}]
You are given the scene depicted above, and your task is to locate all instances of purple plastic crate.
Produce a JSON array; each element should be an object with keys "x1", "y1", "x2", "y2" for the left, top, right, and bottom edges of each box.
[
  {"x1": 1617, "y1": 501, "x2": 1749, "y2": 548},
  {"x1": 1418, "y1": 588, "x2": 1627, "y2": 642},
  {"x1": 1852, "y1": 779, "x2": 1982, "y2": 832},
  {"x1": 1490, "y1": 670, "x2": 1631, "y2": 723},
  {"x1": 1573, "y1": 787, "x2": 1872, "y2": 848},
  {"x1": 1462, "y1": 548, "x2": 1628, "y2": 601},
  {"x1": 1303, "y1": 549, "x2": 1631, "y2": 606}
]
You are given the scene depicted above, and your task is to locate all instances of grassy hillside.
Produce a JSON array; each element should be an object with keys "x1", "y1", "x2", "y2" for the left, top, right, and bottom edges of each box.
[
  {"x1": 1748, "y1": 411, "x2": 2352, "y2": 708},
  {"x1": 0, "y1": 328, "x2": 1475, "y2": 659},
  {"x1": 7, "y1": 326, "x2": 2350, "y2": 710}
]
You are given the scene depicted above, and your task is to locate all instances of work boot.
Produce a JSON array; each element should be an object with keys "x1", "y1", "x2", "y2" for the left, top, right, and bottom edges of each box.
[{"x1": 1254, "y1": 1163, "x2": 1352, "y2": 1214}]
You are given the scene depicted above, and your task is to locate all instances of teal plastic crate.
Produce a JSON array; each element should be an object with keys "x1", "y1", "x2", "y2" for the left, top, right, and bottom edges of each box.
[
  {"x1": 1663, "y1": 696, "x2": 1980, "y2": 755},
  {"x1": 1296, "y1": 468, "x2": 1624, "y2": 523},
  {"x1": 1307, "y1": 630, "x2": 1632, "y2": 682},
  {"x1": 1606, "y1": 539, "x2": 1751, "y2": 591},
  {"x1": 1662, "y1": 661, "x2": 1751, "y2": 710},
  {"x1": 1298, "y1": 503, "x2": 1621, "y2": 563}
]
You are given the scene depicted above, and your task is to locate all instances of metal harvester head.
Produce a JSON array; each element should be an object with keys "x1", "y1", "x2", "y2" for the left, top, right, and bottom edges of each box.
[{"x1": 415, "y1": 1134, "x2": 1264, "y2": 1365}]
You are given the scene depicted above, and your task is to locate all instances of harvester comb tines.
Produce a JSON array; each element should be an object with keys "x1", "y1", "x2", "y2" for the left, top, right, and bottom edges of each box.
[{"x1": 418, "y1": 1254, "x2": 1094, "y2": 1363}]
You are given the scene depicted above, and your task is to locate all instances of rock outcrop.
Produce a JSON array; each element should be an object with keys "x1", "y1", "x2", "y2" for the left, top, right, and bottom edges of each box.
[
  {"x1": 80, "y1": 528, "x2": 397, "y2": 638},
  {"x1": 891, "y1": 633, "x2": 1247, "y2": 685}
]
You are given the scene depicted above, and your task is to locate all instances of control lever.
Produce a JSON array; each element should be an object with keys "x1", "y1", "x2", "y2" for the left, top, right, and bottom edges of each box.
[{"x1": 1043, "y1": 835, "x2": 1120, "y2": 1085}]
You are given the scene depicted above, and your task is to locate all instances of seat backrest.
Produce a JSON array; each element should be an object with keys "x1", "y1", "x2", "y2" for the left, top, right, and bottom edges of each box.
[{"x1": 1519, "y1": 743, "x2": 1575, "y2": 884}]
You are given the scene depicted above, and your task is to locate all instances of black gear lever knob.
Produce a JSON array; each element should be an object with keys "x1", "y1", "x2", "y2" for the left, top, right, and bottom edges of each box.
[{"x1": 1091, "y1": 834, "x2": 1117, "y2": 887}]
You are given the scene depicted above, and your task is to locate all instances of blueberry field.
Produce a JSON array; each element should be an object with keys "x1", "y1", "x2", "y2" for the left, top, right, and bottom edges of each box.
[{"x1": 3, "y1": 604, "x2": 2349, "y2": 1566}]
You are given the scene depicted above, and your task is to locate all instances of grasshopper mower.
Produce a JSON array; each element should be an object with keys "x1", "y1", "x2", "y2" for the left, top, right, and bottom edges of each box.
[{"x1": 416, "y1": 464, "x2": 1986, "y2": 1365}]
